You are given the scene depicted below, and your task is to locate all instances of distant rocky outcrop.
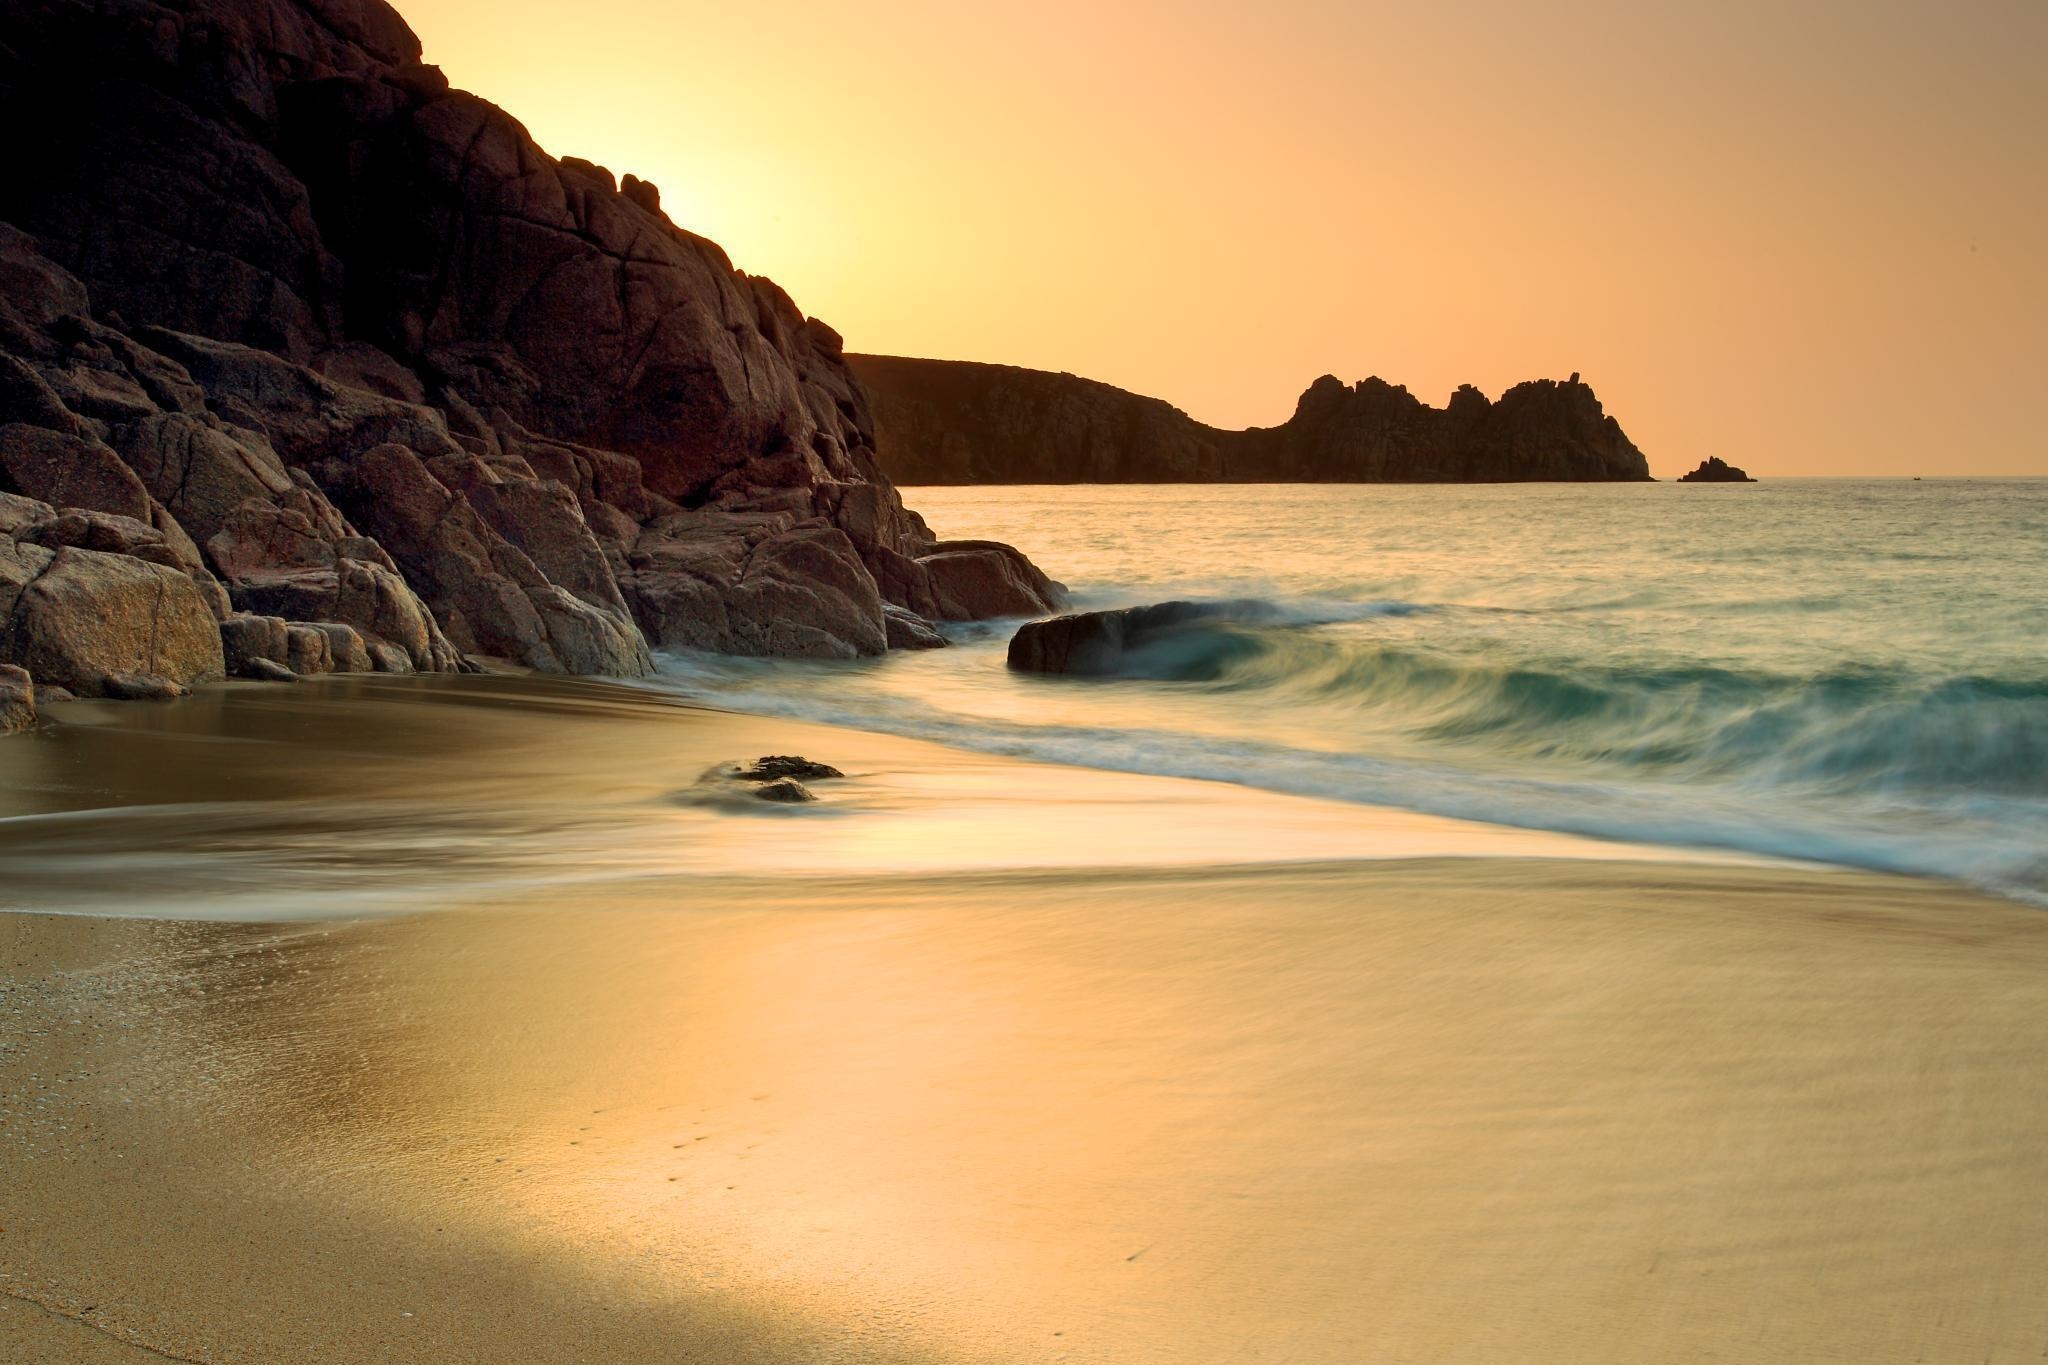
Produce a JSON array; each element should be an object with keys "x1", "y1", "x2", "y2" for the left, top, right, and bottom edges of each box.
[
  {"x1": 0, "y1": 0, "x2": 1058, "y2": 723},
  {"x1": 850, "y1": 356, "x2": 1231, "y2": 483},
  {"x1": 1677, "y1": 457, "x2": 1757, "y2": 483},
  {"x1": 850, "y1": 356, "x2": 1653, "y2": 484}
]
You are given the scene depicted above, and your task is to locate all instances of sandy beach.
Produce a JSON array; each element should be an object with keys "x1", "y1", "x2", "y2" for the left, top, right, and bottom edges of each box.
[
  {"x1": 4, "y1": 678, "x2": 2047, "y2": 1362},
  {"x1": 1, "y1": 0, "x2": 2039, "y2": 1354}
]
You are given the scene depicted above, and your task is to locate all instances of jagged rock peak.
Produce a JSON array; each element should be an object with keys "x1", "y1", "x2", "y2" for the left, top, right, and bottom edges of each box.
[
  {"x1": 1678, "y1": 457, "x2": 1757, "y2": 483},
  {"x1": 851, "y1": 355, "x2": 1653, "y2": 484}
]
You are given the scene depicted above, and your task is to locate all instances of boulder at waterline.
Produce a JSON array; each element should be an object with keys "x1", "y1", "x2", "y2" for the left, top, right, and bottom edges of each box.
[
  {"x1": 0, "y1": 663, "x2": 34, "y2": 734},
  {"x1": 1007, "y1": 600, "x2": 1276, "y2": 677}
]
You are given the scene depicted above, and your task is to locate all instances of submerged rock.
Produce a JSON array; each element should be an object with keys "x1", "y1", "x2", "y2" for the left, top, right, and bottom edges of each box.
[
  {"x1": 735, "y1": 756, "x2": 845, "y2": 782},
  {"x1": 752, "y1": 777, "x2": 818, "y2": 804},
  {"x1": 1678, "y1": 457, "x2": 1758, "y2": 483},
  {"x1": 675, "y1": 756, "x2": 842, "y2": 809},
  {"x1": 1008, "y1": 600, "x2": 1273, "y2": 676}
]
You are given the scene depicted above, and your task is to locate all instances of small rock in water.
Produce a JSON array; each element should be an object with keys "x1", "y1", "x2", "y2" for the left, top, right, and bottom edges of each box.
[
  {"x1": 241, "y1": 657, "x2": 298, "y2": 684},
  {"x1": 735, "y1": 755, "x2": 844, "y2": 782},
  {"x1": 676, "y1": 756, "x2": 842, "y2": 807},
  {"x1": 752, "y1": 777, "x2": 817, "y2": 804},
  {"x1": 100, "y1": 673, "x2": 189, "y2": 702}
]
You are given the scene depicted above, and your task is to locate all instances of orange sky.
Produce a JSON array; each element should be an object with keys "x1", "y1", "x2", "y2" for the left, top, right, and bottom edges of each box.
[{"x1": 399, "y1": 0, "x2": 2045, "y2": 477}]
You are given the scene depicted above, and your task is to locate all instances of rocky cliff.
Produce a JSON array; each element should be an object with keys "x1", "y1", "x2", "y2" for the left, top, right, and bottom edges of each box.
[
  {"x1": 850, "y1": 356, "x2": 1230, "y2": 483},
  {"x1": 850, "y1": 356, "x2": 1653, "y2": 484},
  {"x1": 0, "y1": 0, "x2": 1057, "y2": 706}
]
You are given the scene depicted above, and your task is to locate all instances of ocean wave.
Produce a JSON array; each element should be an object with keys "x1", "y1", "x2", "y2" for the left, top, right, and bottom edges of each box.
[
  {"x1": 1076, "y1": 617, "x2": 2048, "y2": 801},
  {"x1": 832, "y1": 482, "x2": 2048, "y2": 902},
  {"x1": 641, "y1": 635, "x2": 2048, "y2": 905}
]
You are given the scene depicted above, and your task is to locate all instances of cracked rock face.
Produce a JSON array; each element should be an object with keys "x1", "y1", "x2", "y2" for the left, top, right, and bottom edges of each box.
[
  {"x1": 1, "y1": 532, "x2": 226, "y2": 697},
  {"x1": 0, "y1": 0, "x2": 1059, "y2": 715}
]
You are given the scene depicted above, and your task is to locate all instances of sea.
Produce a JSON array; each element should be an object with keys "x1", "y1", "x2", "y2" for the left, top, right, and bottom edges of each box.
[{"x1": 648, "y1": 479, "x2": 2048, "y2": 904}]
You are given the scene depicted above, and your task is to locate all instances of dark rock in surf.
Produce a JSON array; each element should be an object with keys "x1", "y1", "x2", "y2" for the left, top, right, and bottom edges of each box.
[
  {"x1": 1677, "y1": 457, "x2": 1757, "y2": 483},
  {"x1": 1007, "y1": 600, "x2": 1274, "y2": 676},
  {"x1": 752, "y1": 777, "x2": 818, "y2": 804},
  {"x1": 674, "y1": 757, "x2": 839, "y2": 809},
  {"x1": 736, "y1": 755, "x2": 844, "y2": 782}
]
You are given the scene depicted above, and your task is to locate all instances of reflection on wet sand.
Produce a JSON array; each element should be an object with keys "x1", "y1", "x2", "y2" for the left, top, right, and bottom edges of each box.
[
  {"x1": 5, "y1": 678, "x2": 2047, "y2": 1362},
  {"x1": 9, "y1": 863, "x2": 2048, "y2": 1361}
]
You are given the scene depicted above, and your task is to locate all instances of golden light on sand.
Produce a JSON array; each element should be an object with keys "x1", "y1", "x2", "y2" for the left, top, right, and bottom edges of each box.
[{"x1": 22, "y1": 848, "x2": 2048, "y2": 1360}]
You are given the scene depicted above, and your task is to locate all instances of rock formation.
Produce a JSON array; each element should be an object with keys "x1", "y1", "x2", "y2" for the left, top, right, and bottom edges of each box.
[
  {"x1": 0, "y1": 664, "x2": 35, "y2": 733},
  {"x1": 0, "y1": 0, "x2": 1057, "y2": 721},
  {"x1": 851, "y1": 356, "x2": 1231, "y2": 483},
  {"x1": 681, "y1": 755, "x2": 844, "y2": 806},
  {"x1": 1007, "y1": 600, "x2": 1275, "y2": 676},
  {"x1": 851, "y1": 356, "x2": 1654, "y2": 483},
  {"x1": 1678, "y1": 457, "x2": 1757, "y2": 483},
  {"x1": 734, "y1": 756, "x2": 845, "y2": 782}
]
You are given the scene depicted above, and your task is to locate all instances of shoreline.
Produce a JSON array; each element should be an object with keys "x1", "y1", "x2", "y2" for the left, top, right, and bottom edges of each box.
[
  {"x1": 5, "y1": 676, "x2": 2048, "y2": 1360},
  {"x1": 0, "y1": 671, "x2": 1796, "y2": 925}
]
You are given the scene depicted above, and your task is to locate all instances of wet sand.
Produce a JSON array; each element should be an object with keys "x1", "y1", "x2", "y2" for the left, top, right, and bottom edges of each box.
[{"x1": 4, "y1": 678, "x2": 2047, "y2": 1361}]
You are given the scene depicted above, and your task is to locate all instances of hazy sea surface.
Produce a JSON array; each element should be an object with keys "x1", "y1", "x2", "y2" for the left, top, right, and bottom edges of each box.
[{"x1": 649, "y1": 480, "x2": 2048, "y2": 902}]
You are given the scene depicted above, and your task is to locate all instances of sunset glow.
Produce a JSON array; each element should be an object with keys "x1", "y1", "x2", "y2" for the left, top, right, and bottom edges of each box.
[
  {"x1": 6, "y1": 0, "x2": 2047, "y2": 1358},
  {"x1": 399, "y1": 0, "x2": 2047, "y2": 476}
]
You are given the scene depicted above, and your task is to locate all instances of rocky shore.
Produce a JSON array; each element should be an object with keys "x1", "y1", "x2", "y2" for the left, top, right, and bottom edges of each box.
[
  {"x1": 851, "y1": 355, "x2": 1654, "y2": 483},
  {"x1": 0, "y1": 0, "x2": 1057, "y2": 709}
]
